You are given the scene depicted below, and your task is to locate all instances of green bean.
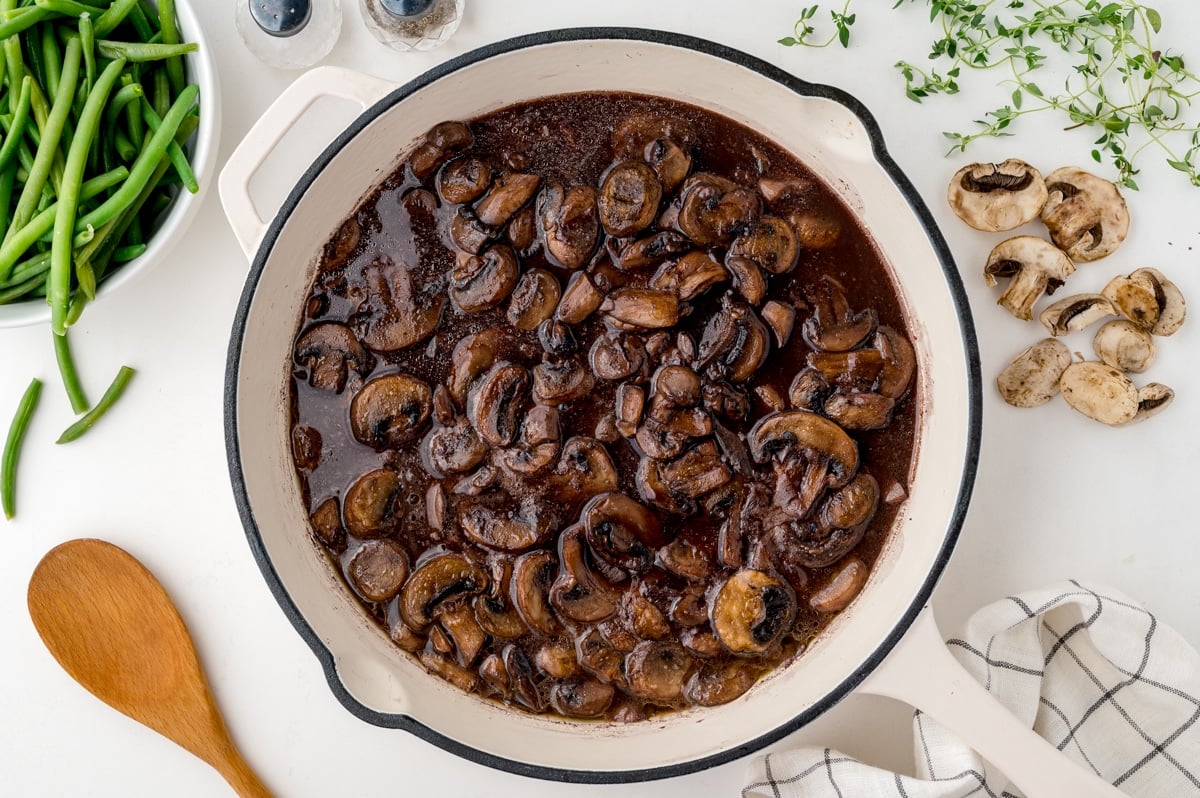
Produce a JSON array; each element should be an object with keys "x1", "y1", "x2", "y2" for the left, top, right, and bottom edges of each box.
[
  {"x1": 0, "y1": 7, "x2": 49, "y2": 44},
  {"x1": 0, "y1": 75, "x2": 31, "y2": 171},
  {"x1": 10, "y1": 37, "x2": 77, "y2": 237},
  {"x1": 157, "y1": 0, "x2": 183, "y2": 94},
  {"x1": 53, "y1": 328, "x2": 89, "y2": 412},
  {"x1": 109, "y1": 75, "x2": 142, "y2": 149},
  {"x1": 151, "y1": 65, "x2": 168, "y2": 117},
  {"x1": 0, "y1": 268, "x2": 44, "y2": 301},
  {"x1": 57, "y1": 365, "x2": 133, "y2": 444},
  {"x1": 33, "y1": 0, "x2": 103, "y2": 17},
  {"x1": 5, "y1": 248, "x2": 49, "y2": 285},
  {"x1": 92, "y1": 0, "x2": 137, "y2": 38},
  {"x1": 111, "y1": 125, "x2": 134, "y2": 161},
  {"x1": 40, "y1": 22, "x2": 60, "y2": 100},
  {"x1": 0, "y1": 162, "x2": 16, "y2": 232},
  {"x1": 97, "y1": 39, "x2": 195, "y2": 62},
  {"x1": 2, "y1": 377, "x2": 41, "y2": 520},
  {"x1": 140, "y1": 100, "x2": 194, "y2": 192},
  {"x1": 51, "y1": 55, "x2": 124, "y2": 326},
  {"x1": 78, "y1": 13, "x2": 93, "y2": 101},
  {"x1": 111, "y1": 241, "x2": 142, "y2": 262},
  {"x1": 127, "y1": 2, "x2": 153, "y2": 40}
]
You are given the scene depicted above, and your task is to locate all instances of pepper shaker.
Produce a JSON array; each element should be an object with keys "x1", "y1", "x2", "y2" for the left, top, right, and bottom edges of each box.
[
  {"x1": 360, "y1": 0, "x2": 464, "y2": 51},
  {"x1": 236, "y1": 0, "x2": 342, "y2": 70}
]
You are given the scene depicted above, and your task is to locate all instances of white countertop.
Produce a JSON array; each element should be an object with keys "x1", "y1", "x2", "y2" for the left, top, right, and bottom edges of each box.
[{"x1": 3, "y1": 1, "x2": 1199, "y2": 795}]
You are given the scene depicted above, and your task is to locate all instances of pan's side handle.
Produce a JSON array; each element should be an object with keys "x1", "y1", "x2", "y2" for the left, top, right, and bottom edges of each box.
[
  {"x1": 860, "y1": 607, "x2": 1127, "y2": 798},
  {"x1": 218, "y1": 67, "x2": 399, "y2": 260}
]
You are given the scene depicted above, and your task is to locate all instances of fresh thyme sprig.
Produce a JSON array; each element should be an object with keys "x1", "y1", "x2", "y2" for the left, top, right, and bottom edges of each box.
[{"x1": 779, "y1": 1, "x2": 1200, "y2": 189}]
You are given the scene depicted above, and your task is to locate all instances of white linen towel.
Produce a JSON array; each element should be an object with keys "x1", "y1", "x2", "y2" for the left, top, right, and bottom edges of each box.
[{"x1": 743, "y1": 580, "x2": 1200, "y2": 797}]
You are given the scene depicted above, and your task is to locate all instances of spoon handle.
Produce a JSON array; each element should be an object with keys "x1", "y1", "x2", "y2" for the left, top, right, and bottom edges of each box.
[{"x1": 211, "y1": 742, "x2": 273, "y2": 798}]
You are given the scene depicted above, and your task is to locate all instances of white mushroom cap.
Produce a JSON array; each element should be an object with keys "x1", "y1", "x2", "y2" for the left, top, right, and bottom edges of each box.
[
  {"x1": 947, "y1": 159, "x2": 1049, "y2": 232},
  {"x1": 1040, "y1": 167, "x2": 1130, "y2": 261},
  {"x1": 997, "y1": 338, "x2": 1072, "y2": 408},
  {"x1": 1130, "y1": 383, "x2": 1174, "y2": 423},
  {"x1": 1093, "y1": 320, "x2": 1156, "y2": 373},
  {"x1": 1038, "y1": 293, "x2": 1115, "y2": 336},
  {"x1": 984, "y1": 236, "x2": 1076, "y2": 320},
  {"x1": 1131, "y1": 268, "x2": 1186, "y2": 336},
  {"x1": 1059, "y1": 361, "x2": 1139, "y2": 425}
]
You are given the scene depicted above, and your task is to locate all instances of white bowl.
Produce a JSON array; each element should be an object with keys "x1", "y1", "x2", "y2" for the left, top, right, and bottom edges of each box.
[{"x1": 0, "y1": 0, "x2": 220, "y2": 329}]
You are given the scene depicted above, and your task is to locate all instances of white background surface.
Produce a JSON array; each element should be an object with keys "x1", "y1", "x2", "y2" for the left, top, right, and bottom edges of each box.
[{"x1": 2, "y1": 1, "x2": 1199, "y2": 795}]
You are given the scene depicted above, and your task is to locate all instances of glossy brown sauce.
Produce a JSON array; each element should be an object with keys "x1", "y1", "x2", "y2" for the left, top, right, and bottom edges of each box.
[{"x1": 288, "y1": 92, "x2": 916, "y2": 721}]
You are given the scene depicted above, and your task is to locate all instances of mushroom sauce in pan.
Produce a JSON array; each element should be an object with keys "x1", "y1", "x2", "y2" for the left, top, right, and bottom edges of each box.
[{"x1": 288, "y1": 92, "x2": 918, "y2": 721}]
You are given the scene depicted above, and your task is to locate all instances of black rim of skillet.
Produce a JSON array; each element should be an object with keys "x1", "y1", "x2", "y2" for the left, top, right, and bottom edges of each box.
[{"x1": 224, "y1": 26, "x2": 984, "y2": 785}]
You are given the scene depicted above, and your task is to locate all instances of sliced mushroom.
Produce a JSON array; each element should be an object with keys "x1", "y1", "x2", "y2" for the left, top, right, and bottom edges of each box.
[
  {"x1": 748, "y1": 410, "x2": 860, "y2": 517},
  {"x1": 422, "y1": 418, "x2": 488, "y2": 477},
  {"x1": 550, "y1": 679, "x2": 616, "y2": 718},
  {"x1": 450, "y1": 246, "x2": 520, "y2": 314},
  {"x1": 538, "y1": 319, "x2": 577, "y2": 357},
  {"x1": 625, "y1": 641, "x2": 693, "y2": 705},
  {"x1": 1041, "y1": 167, "x2": 1129, "y2": 261},
  {"x1": 347, "y1": 540, "x2": 410, "y2": 603},
  {"x1": 508, "y1": 206, "x2": 537, "y2": 252},
  {"x1": 467, "y1": 362, "x2": 530, "y2": 448},
  {"x1": 551, "y1": 437, "x2": 619, "y2": 506},
  {"x1": 475, "y1": 172, "x2": 541, "y2": 228},
  {"x1": 788, "y1": 210, "x2": 841, "y2": 250},
  {"x1": 616, "y1": 230, "x2": 693, "y2": 270},
  {"x1": 408, "y1": 121, "x2": 473, "y2": 181},
  {"x1": 657, "y1": 537, "x2": 712, "y2": 583},
  {"x1": 576, "y1": 628, "x2": 625, "y2": 685},
  {"x1": 511, "y1": 550, "x2": 560, "y2": 636},
  {"x1": 535, "y1": 642, "x2": 581, "y2": 679},
  {"x1": 802, "y1": 277, "x2": 876, "y2": 352},
  {"x1": 680, "y1": 627, "x2": 725, "y2": 659},
  {"x1": 635, "y1": 456, "x2": 692, "y2": 516},
  {"x1": 755, "y1": 385, "x2": 786, "y2": 413},
  {"x1": 343, "y1": 468, "x2": 403, "y2": 538},
  {"x1": 599, "y1": 161, "x2": 663, "y2": 238},
  {"x1": 438, "y1": 156, "x2": 492, "y2": 204},
  {"x1": 388, "y1": 614, "x2": 425, "y2": 653},
  {"x1": 822, "y1": 392, "x2": 895, "y2": 431},
  {"x1": 358, "y1": 258, "x2": 444, "y2": 353},
  {"x1": 350, "y1": 373, "x2": 432, "y2": 451},
  {"x1": 1039, "y1": 293, "x2": 1116, "y2": 336},
  {"x1": 601, "y1": 288, "x2": 681, "y2": 329},
  {"x1": 644, "y1": 137, "x2": 692, "y2": 194},
  {"x1": 419, "y1": 651, "x2": 479, "y2": 693},
  {"x1": 309, "y1": 498, "x2": 344, "y2": 551},
  {"x1": 809, "y1": 557, "x2": 868, "y2": 613},
  {"x1": 589, "y1": 333, "x2": 646, "y2": 381},
  {"x1": 473, "y1": 590, "x2": 527, "y2": 639},
  {"x1": 435, "y1": 600, "x2": 488, "y2": 667},
  {"x1": 550, "y1": 526, "x2": 622, "y2": 623},
  {"x1": 685, "y1": 660, "x2": 759, "y2": 707},
  {"x1": 583, "y1": 492, "x2": 665, "y2": 574},
  {"x1": 459, "y1": 496, "x2": 555, "y2": 552},
  {"x1": 615, "y1": 383, "x2": 646, "y2": 437},
  {"x1": 652, "y1": 365, "x2": 702, "y2": 407},
  {"x1": 448, "y1": 328, "x2": 504, "y2": 405},
  {"x1": 531, "y1": 357, "x2": 595, "y2": 406},
  {"x1": 676, "y1": 173, "x2": 761, "y2": 246},
  {"x1": 1104, "y1": 269, "x2": 1188, "y2": 335},
  {"x1": 696, "y1": 297, "x2": 770, "y2": 383},
  {"x1": 501, "y1": 643, "x2": 544, "y2": 711},
  {"x1": 449, "y1": 208, "x2": 497, "y2": 255},
  {"x1": 1130, "y1": 268, "x2": 1186, "y2": 336},
  {"x1": 728, "y1": 216, "x2": 800, "y2": 274},
  {"x1": 761, "y1": 300, "x2": 796, "y2": 348},
  {"x1": 556, "y1": 271, "x2": 605, "y2": 324},
  {"x1": 612, "y1": 114, "x2": 695, "y2": 159},
  {"x1": 478, "y1": 653, "x2": 509, "y2": 696},
  {"x1": 788, "y1": 368, "x2": 832, "y2": 411},
  {"x1": 295, "y1": 323, "x2": 371, "y2": 393},
  {"x1": 292, "y1": 426, "x2": 322, "y2": 471},
  {"x1": 538, "y1": 183, "x2": 600, "y2": 269},
  {"x1": 1131, "y1": 383, "x2": 1174, "y2": 423},
  {"x1": 1093, "y1": 320, "x2": 1156, "y2": 373},
  {"x1": 806, "y1": 350, "x2": 885, "y2": 391},
  {"x1": 996, "y1": 338, "x2": 1072, "y2": 409},
  {"x1": 711, "y1": 569, "x2": 797, "y2": 655},
  {"x1": 874, "y1": 326, "x2": 916, "y2": 400},
  {"x1": 984, "y1": 236, "x2": 1076, "y2": 321},
  {"x1": 506, "y1": 268, "x2": 561, "y2": 331},
  {"x1": 650, "y1": 251, "x2": 727, "y2": 301},
  {"x1": 947, "y1": 159, "x2": 1048, "y2": 232},
  {"x1": 726, "y1": 255, "x2": 768, "y2": 305},
  {"x1": 659, "y1": 441, "x2": 733, "y2": 499},
  {"x1": 400, "y1": 553, "x2": 487, "y2": 630},
  {"x1": 820, "y1": 472, "x2": 880, "y2": 535},
  {"x1": 1059, "y1": 361, "x2": 1139, "y2": 425}
]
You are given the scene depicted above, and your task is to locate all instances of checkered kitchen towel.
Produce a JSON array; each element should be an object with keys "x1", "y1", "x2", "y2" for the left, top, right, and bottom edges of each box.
[{"x1": 743, "y1": 581, "x2": 1200, "y2": 797}]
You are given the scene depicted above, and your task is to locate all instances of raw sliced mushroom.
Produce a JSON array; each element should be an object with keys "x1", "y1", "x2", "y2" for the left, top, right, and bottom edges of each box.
[
  {"x1": 822, "y1": 392, "x2": 895, "y2": 431},
  {"x1": 475, "y1": 172, "x2": 542, "y2": 227},
  {"x1": 538, "y1": 183, "x2": 600, "y2": 269},
  {"x1": 295, "y1": 323, "x2": 371, "y2": 393},
  {"x1": 710, "y1": 569, "x2": 797, "y2": 655},
  {"x1": 589, "y1": 333, "x2": 646, "y2": 381},
  {"x1": 511, "y1": 550, "x2": 561, "y2": 636},
  {"x1": 616, "y1": 230, "x2": 693, "y2": 270},
  {"x1": 550, "y1": 526, "x2": 622, "y2": 623},
  {"x1": 556, "y1": 271, "x2": 605, "y2": 324},
  {"x1": 450, "y1": 246, "x2": 520, "y2": 314},
  {"x1": 507, "y1": 268, "x2": 561, "y2": 330},
  {"x1": 467, "y1": 362, "x2": 530, "y2": 448},
  {"x1": 809, "y1": 557, "x2": 868, "y2": 613},
  {"x1": 1038, "y1": 293, "x2": 1116, "y2": 336},
  {"x1": 874, "y1": 326, "x2": 916, "y2": 400},
  {"x1": 583, "y1": 492, "x2": 666, "y2": 574},
  {"x1": 728, "y1": 216, "x2": 800, "y2": 274},
  {"x1": 399, "y1": 553, "x2": 487, "y2": 630},
  {"x1": 599, "y1": 161, "x2": 663, "y2": 238},
  {"x1": 348, "y1": 540, "x2": 410, "y2": 603},
  {"x1": 802, "y1": 277, "x2": 876, "y2": 353},
  {"x1": 349, "y1": 373, "x2": 433, "y2": 450},
  {"x1": 761, "y1": 300, "x2": 795, "y2": 347},
  {"x1": 1093, "y1": 320, "x2": 1156, "y2": 373},
  {"x1": 624, "y1": 641, "x2": 693, "y2": 705},
  {"x1": 1103, "y1": 269, "x2": 1188, "y2": 335},
  {"x1": 649, "y1": 251, "x2": 727, "y2": 301},
  {"x1": 676, "y1": 173, "x2": 760, "y2": 246},
  {"x1": 1131, "y1": 268, "x2": 1186, "y2": 336},
  {"x1": 1059, "y1": 361, "x2": 1139, "y2": 425},
  {"x1": 459, "y1": 496, "x2": 555, "y2": 552},
  {"x1": 438, "y1": 156, "x2": 493, "y2": 204},
  {"x1": 946, "y1": 159, "x2": 1048, "y2": 232},
  {"x1": 1131, "y1": 383, "x2": 1174, "y2": 423},
  {"x1": 726, "y1": 256, "x2": 767, "y2": 305},
  {"x1": 435, "y1": 601, "x2": 488, "y2": 667},
  {"x1": 996, "y1": 338, "x2": 1073, "y2": 408},
  {"x1": 358, "y1": 258, "x2": 444, "y2": 353},
  {"x1": 343, "y1": 468, "x2": 403, "y2": 538},
  {"x1": 601, "y1": 288, "x2": 681, "y2": 329},
  {"x1": 1041, "y1": 167, "x2": 1129, "y2": 261},
  {"x1": 448, "y1": 328, "x2": 504, "y2": 405},
  {"x1": 684, "y1": 660, "x2": 759, "y2": 707},
  {"x1": 984, "y1": 236, "x2": 1076, "y2": 321},
  {"x1": 408, "y1": 121, "x2": 473, "y2": 181}
]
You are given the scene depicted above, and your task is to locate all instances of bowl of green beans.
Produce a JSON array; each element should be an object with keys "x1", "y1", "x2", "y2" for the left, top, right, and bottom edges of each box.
[{"x1": 0, "y1": 0, "x2": 218, "y2": 329}]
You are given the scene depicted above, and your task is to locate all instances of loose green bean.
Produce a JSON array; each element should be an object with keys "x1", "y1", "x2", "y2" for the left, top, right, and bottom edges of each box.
[
  {"x1": 57, "y1": 365, "x2": 133, "y2": 444},
  {"x1": 140, "y1": 100, "x2": 195, "y2": 192},
  {"x1": 2, "y1": 377, "x2": 42, "y2": 520},
  {"x1": 157, "y1": 0, "x2": 183, "y2": 94},
  {"x1": 97, "y1": 39, "x2": 195, "y2": 62},
  {"x1": 53, "y1": 328, "x2": 89, "y2": 413},
  {"x1": 0, "y1": 75, "x2": 31, "y2": 171}
]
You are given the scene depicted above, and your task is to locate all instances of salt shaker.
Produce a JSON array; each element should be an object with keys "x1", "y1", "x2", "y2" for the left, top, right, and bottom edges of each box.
[
  {"x1": 236, "y1": 0, "x2": 342, "y2": 70},
  {"x1": 360, "y1": 0, "x2": 464, "y2": 52}
]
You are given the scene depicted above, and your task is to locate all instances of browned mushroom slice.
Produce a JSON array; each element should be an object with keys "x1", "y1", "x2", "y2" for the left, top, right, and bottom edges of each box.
[
  {"x1": 600, "y1": 288, "x2": 680, "y2": 330},
  {"x1": 323, "y1": 216, "x2": 361, "y2": 268},
  {"x1": 615, "y1": 383, "x2": 646, "y2": 438},
  {"x1": 532, "y1": 357, "x2": 595, "y2": 406},
  {"x1": 576, "y1": 628, "x2": 625, "y2": 685},
  {"x1": 685, "y1": 660, "x2": 759, "y2": 707},
  {"x1": 651, "y1": 364, "x2": 702, "y2": 407},
  {"x1": 589, "y1": 333, "x2": 646, "y2": 381},
  {"x1": 449, "y1": 208, "x2": 497, "y2": 255},
  {"x1": 478, "y1": 653, "x2": 509, "y2": 696},
  {"x1": 434, "y1": 600, "x2": 488, "y2": 667},
  {"x1": 702, "y1": 380, "x2": 750, "y2": 422},
  {"x1": 496, "y1": 643, "x2": 542, "y2": 711},
  {"x1": 623, "y1": 591, "x2": 671, "y2": 641},
  {"x1": 599, "y1": 161, "x2": 663, "y2": 238},
  {"x1": 717, "y1": 482, "x2": 770, "y2": 569},
  {"x1": 538, "y1": 183, "x2": 600, "y2": 269},
  {"x1": 408, "y1": 121, "x2": 473, "y2": 181},
  {"x1": 447, "y1": 328, "x2": 504, "y2": 405},
  {"x1": 536, "y1": 319, "x2": 576, "y2": 358},
  {"x1": 645, "y1": 138, "x2": 692, "y2": 194},
  {"x1": 549, "y1": 679, "x2": 616, "y2": 718},
  {"x1": 625, "y1": 641, "x2": 693, "y2": 705},
  {"x1": 474, "y1": 588, "x2": 527, "y2": 639},
  {"x1": 820, "y1": 472, "x2": 880, "y2": 533},
  {"x1": 806, "y1": 350, "x2": 886, "y2": 390},
  {"x1": 349, "y1": 373, "x2": 433, "y2": 451},
  {"x1": 788, "y1": 368, "x2": 832, "y2": 411},
  {"x1": 676, "y1": 173, "x2": 761, "y2": 247},
  {"x1": 810, "y1": 557, "x2": 868, "y2": 613},
  {"x1": 399, "y1": 553, "x2": 487, "y2": 630},
  {"x1": 803, "y1": 277, "x2": 878, "y2": 352},
  {"x1": 459, "y1": 495, "x2": 556, "y2": 553},
  {"x1": 347, "y1": 540, "x2": 410, "y2": 603},
  {"x1": 728, "y1": 216, "x2": 800, "y2": 275},
  {"x1": 635, "y1": 456, "x2": 692, "y2": 516},
  {"x1": 874, "y1": 326, "x2": 916, "y2": 399},
  {"x1": 612, "y1": 114, "x2": 695, "y2": 157},
  {"x1": 505, "y1": 206, "x2": 535, "y2": 253},
  {"x1": 534, "y1": 642, "x2": 581, "y2": 679},
  {"x1": 661, "y1": 441, "x2": 732, "y2": 499},
  {"x1": 633, "y1": 416, "x2": 688, "y2": 461},
  {"x1": 696, "y1": 297, "x2": 770, "y2": 383},
  {"x1": 761, "y1": 300, "x2": 796, "y2": 348},
  {"x1": 680, "y1": 627, "x2": 724, "y2": 658},
  {"x1": 467, "y1": 362, "x2": 530, "y2": 448},
  {"x1": 450, "y1": 246, "x2": 520, "y2": 314},
  {"x1": 550, "y1": 526, "x2": 622, "y2": 623},
  {"x1": 474, "y1": 172, "x2": 542, "y2": 228},
  {"x1": 388, "y1": 613, "x2": 425, "y2": 653},
  {"x1": 582, "y1": 492, "x2": 665, "y2": 574},
  {"x1": 292, "y1": 425, "x2": 322, "y2": 471},
  {"x1": 616, "y1": 230, "x2": 693, "y2": 270},
  {"x1": 420, "y1": 650, "x2": 480, "y2": 693},
  {"x1": 438, "y1": 156, "x2": 493, "y2": 204},
  {"x1": 710, "y1": 569, "x2": 796, "y2": 655},
  {"x1": 295, "y1": 322, "x2": 371, "y2": 393},
  {"x1": 748, "y1": 410, "x2": 860, "y2": 516},
  {"x1": 556, "y1": 271, "x2": 605, "y2": 325},
  {"x1": 343, "y1": 468, "x2": 403, "y2": 538},
  {"x1": 422, "y1": 418, "x2": 488, "y2": 477},
  {"x1": 550, "y1": 437, "x2": 619, "y2": 505},
  {"x1": 511, "y1": 550, "x2": 561, "y2": 636},
  {"x1": 789, "y1": 209, "x2": 841, "y2": 250},
  {"x1": 823, "y1": 392, "x2": 895, "y2": 431},
  {"x1": 656, "y1": 537, "x2": 712, "y2": 583},
  {"x1": 505, "y1": 268, "x2": 561, "y2": 331},
  {"x1": 358, "y1": 258, "x2": 444, "y2": 353},
  {"x1": 309, "y1": 497, "x2": 344, "y2": 551},
  {"x1": 650, "y1": 251, "x2": 727, "y2": 301},
  {"x1": 726, "y1": 256, "x2": 767, "y2": 306},
  {"x1": 757, "y1": 176, "x2": 810, "y2": 204}
]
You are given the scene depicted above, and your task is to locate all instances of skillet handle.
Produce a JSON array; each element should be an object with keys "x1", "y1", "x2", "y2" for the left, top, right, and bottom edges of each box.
[
  {"x1": 218, "y1": 66, "x2": 398, "y2": 259},
  {"x1": 859, "y1": 607, "x2": 1127, "y2": 798}
]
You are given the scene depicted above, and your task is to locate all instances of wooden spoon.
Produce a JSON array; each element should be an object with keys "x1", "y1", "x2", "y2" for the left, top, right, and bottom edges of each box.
[{"x1": 27, "y1": 539, "x2": 272, "y2": 797}]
